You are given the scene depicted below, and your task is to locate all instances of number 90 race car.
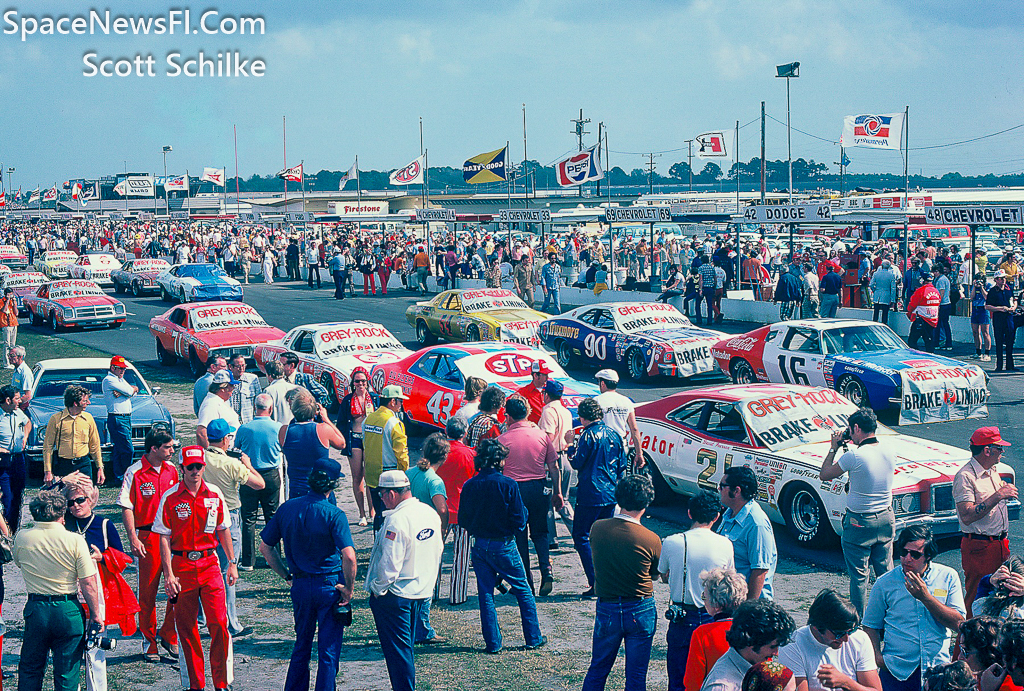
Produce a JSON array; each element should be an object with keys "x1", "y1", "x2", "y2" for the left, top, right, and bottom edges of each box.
[
  {"x1": 712, "y1": 319, "x2": 989, "y2": 425},
  {"x1": 406, "y1": 288, "x2": 547, "y2": 347},
  {"x1": 635, "y1": 383, "x2": 1018, "y2": 546}
]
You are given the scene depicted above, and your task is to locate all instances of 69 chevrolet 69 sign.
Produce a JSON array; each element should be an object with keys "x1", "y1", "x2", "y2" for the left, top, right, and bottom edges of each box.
[
  {"x1": 634, "y1": 383, "x2": 1017, "y2": 546},
  {"x1": 254, "y1": 321, "x2": 412, "y2": 409}
]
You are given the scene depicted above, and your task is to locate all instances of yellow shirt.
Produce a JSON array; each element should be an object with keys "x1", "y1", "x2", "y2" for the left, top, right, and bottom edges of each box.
[
  {"x1": 203, "y1": 446, "x2": 251, "y2": 511},
  {"x1": 42, "y1": 409, "x2": 102, "y2": 473},
  {"x1": 13, "y1": 521, "x2": 96, "y2": 595}
]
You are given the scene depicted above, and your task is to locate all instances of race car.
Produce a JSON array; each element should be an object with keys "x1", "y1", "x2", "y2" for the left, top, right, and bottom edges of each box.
[
  {"x1": 369, "y1": 342, "x2": 601, "y2": 431},
  {"x1": 406, "y1": 288, "x2": 547, "y2": 347},
  {"x1": 538, "y1": 302, "x2": 726, "y2": 381},
  {"x1": 634, "y1": 383, "x2": 1019, "y2": 546},
  {"x1": 150, "y1": 301, "x2": 285, "y2": 377},
  {"x1": 254, "y1": 321, "x2": 412, "y2": 409},
  {"x1": 0, "y1": 245, "x2": 29, "y2": 270},
  {"x1": 110, "y1": 257, "x2": 171, "y2": 296},
  {"x1": 67, "y1": 253, "x2": 122, "y2": 286},
  {"x1": 23, "y1": 279, "x2": 126, "y2": 331},
  {"x1": 35, "y1": 250, "x2": 79, "y2": 279},
  {"x1": 0, "y1": 271, "x2": 48, "y2": 316},
  {"x1": 24, "y1": 358, "x2": 174, "y2": 465},
  {"x1": 712, "y1": 319, "x2": 989, "y2": 425},
  {"x1": 155, "y1": 263, "x2": 244, "y2": 303}
]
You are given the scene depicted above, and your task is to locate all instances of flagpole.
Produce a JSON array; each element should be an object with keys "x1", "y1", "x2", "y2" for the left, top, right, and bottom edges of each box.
[
  {"x1": 301, "y1": 160, "x2": 307, "y2": 249},
  {"x1": 604, "y1": 127, "x2": 615, "y2": 288},
  {"x1": 424, "y1": 148, "x2": 430, "y2": 258},
  {"x1": 355, "y1": 156, "x2": 362, "y2": 236},
  {"x1": 185, "y1": 170, "x2": 191, "y2": 216},
  {"x1": 283, "y1": 116, "x2": 289, "y2": 233},
  {"x1": 234, "y1": 124, "x2": 240, "y2": 217},
  {"x1": 506, "y1": 141, "x2": 512, "y2": 249},
  {"x1": 902, "y1": 105, "x2": 909, "y2": 265},
  {"x1": 735, "y1": 120, "x2": 741, "y2": 285}
]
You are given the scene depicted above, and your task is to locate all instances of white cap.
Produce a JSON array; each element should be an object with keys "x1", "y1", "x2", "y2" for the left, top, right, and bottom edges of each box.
[
  {"x1": 378, "y1": 470, "x2": 411, "y2": 489},
  {"x1": 595, "y1": 369, "x2": 619, "y2": 383}
]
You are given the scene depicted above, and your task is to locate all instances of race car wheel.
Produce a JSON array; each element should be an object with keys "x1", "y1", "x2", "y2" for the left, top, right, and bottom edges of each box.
[
  {"x1": 626, "y1": 348, "x2": 647, "y2": 381},
  {"x1": 837, "y1": 375, "x2": 868, "y2": 408},
  {"x1": 416, "y1": 320, "x2": 437, "y2": 346},
  {"x1": 49, "y1": 312, "x2": 63, "y2": 332},
  {"x1": 160, "y1": 287, "x2": 171, "y2": 302},
  {"x1": 30, "y1": 308, "x2": 42, "y2": 326},
  {"x1": 179, "y1": 287, "x2": 189, "y2": 304},
  {"x1": 634, "y1": 450, "x2": 672, "y2": 505},
  {"x1": 555, "y1": 339, "x2": 575, "y2": 368},
  {"x1": 132, "y1": 281, "x2": 143, "y2": 297},
  {"x1": 114, "y1": 281, "x2": 125, "y2": 294},
  {"x1": 466, "y1": 325, "x2": 480, "y2": 342},
  {"x1": 730, "y1": 358, "x2": 757, "y2": 384},
  {"x1": 189, "y1": 347, "x2": 205, "y2": 378},
  {"x1": 782, "y1": 482, "x2": 837, "y2": 547},
  {"x1": 156, "y1": 340, "x2": 177, "y2": 366},
  {"x1": 321, "y1": 373, "x2": 339, "y2": 413}
]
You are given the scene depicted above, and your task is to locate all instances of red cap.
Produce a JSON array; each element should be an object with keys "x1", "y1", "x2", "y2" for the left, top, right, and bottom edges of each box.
[
  {"x1": 110, "y1": 355, "x2": 128, "y2": 369},
  {"x1": 970, "y1": 427, "x2": 1010, "y2": 447},
  {"x1": 531, "y1": 361, "x2": 553, "y2": 375},
  {"x1": 181, "y1": 445, "x2": 207, "y2": 466}
]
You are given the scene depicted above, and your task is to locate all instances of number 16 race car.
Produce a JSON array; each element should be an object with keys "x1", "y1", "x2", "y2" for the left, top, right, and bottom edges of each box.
[
  {"x1": 712, "y1": 319, "x2": 989, "y2": 424},
  {"x1": 634, "y1": 383, "x2": 1018, "y2": 546}
]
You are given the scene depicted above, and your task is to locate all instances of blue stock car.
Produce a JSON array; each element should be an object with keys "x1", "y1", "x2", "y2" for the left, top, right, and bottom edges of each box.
[
  {"x1": 155, "y1": 263, "x2": 243, "y2": 303},
  {"x1": 537, "y1": 302, "x2": 726, "y2": 381}
]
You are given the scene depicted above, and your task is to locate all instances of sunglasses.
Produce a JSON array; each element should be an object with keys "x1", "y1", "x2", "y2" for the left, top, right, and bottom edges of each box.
[
  {"x1": 184, "y1": 463, "x2": 205, "y2": 472},
  {"x1": 71, "y1": 496, "x2": 89, "y2": 505},
  {"x1": 353, "y1": 379, "x2": 368, "y2": 385},
  {"x1": 901, "y1": 548, "x2": 925, "y2": 559},
  {"x1": 988, "y1": 446, "x2": 1005, "y2": 454},
  {"x1": 828, "y1": 625, "x2": 859, "y2": 638}
]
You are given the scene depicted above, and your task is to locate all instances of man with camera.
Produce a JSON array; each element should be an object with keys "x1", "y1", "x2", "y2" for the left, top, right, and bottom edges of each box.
[{"x1": 820, "y1": 408, "x2": 896, "y2": 616}]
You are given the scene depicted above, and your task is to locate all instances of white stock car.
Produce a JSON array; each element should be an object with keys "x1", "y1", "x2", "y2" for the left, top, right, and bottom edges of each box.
[{"x1": 67, "y1": 253, "x2": 122, "y2": 286}]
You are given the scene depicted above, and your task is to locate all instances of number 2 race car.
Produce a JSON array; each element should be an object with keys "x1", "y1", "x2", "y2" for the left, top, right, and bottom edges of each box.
[
  {"x1": 634, "y1": 383, "x2": 1018, "y2": 546},
  {"x1": 406, "y1": 288, "x2": 547, "y2": 346},
  {"x1": 712, "y1": 319, "x2": 989, "y2": 424},
  {"x1": 538, "y1": 302, "x2": 725, "y2": 381}
]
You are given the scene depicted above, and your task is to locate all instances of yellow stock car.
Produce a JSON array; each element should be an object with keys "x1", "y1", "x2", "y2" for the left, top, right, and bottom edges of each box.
[{"x1": 406, "y1": 288, "x2": 547, "y2": 347}]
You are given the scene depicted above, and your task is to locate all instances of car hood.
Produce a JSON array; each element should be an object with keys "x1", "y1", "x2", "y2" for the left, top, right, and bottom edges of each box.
[
  {"x1": 632, "y1": 326, "x2": 727, "y2": 345},
  {"x1": 322, "y1": 350, "x2": 412, "y2": 373},
  {"x1": 29, "y1": 395, "x2": 169, "y2": 423},
  {"x1": 194, "y1": 326, "x2": 285, "y2": 346},
  {"x1": 58, "y1": 295, "x2": 120, "y2": 308},
  {"x1": 476, "y1": 309, "x2": 546, "y2": 324},
  {"x1": 829, "y1": 348, "x2": 978, "y2": 378}
]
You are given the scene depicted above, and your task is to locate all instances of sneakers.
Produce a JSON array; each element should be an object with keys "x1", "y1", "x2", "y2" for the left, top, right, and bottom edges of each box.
[
  {"x1": 558, "y1": 505, "x2": 575, "y2": 521},
  {"x1": 237, "y1": 564, "x2": 253, "y2": 572},
  {"x1": 358, "y1": 516, "x2": 368, "y2": 527},
  {"x1": 157, "y1": 635, "x2": 179, "y2": 657},
  {"x1": 982, "y1": 354, "x2": 992, "y2": 362}
]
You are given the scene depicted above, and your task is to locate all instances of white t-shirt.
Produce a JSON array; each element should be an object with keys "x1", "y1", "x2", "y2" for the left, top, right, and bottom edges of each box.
[
  {"x1": 453, "y1": 401, "x2": 479, "y2": 425},
  {"x1": 197, "y1": 392, "x2": 241, "y2": 431},
  {"x1": 837, "y1": 439, "x2": 895, "y2": 514},
  {"x1": 778, "y1": 626, "x2": 876, "y2": 691},
  {"x1": 660, "y1": 527, "x2": 734, "y2": 606},
  {"x1": 595, "y1": 390, "x2": 633, "y2": 445}
]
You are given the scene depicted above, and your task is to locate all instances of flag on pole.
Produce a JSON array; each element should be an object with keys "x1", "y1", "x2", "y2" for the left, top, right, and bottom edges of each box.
[
  {"x1": 555, "y1": 145, "x2": 604, "y2": 187},
  {"x1": 113, "y1": 180, "x2": 127, "y2": 196},
  {"x1": 43, "y1": 186, "x2": 58, "y2": 201},
  {"x1": 0, "y1": 193, "x2": 6, "y2": 209},
  {"x1": 695, "y1": 132, "x2": 728, "y2": 157},
  {"x1": 462, "y1": 147, "x2": 508, "y2": 184},
  {"x1": 165, "y1": 175, "x2": 189, "y2": 191},
  {"x1": 71, "y1": 183, "x2": 83, "y2": 201},
  {"x1": 841, "y1": 152, "x2": 851, "y2": 167},
  {"x1": 339, "y1": 160, "x2": 358, "y2": 190},
  {"x1": 840, "y1": 113, "x2": 905, "y2": 150},
  {"x1": 201, "y1": 167, "x2": 225, "y2": 186},
  {"x1": 28, "y1": 188, "x2": 40, "y2": 203},
  {"x1": 276, "y1": 163, "x2": 303, "y2": 183},
  {"x1": 389, "y1": 155, "x2": 426, "y2": 186},
  {"x1": 81, "y1": 182, "x2": 98, "y2": 201}
]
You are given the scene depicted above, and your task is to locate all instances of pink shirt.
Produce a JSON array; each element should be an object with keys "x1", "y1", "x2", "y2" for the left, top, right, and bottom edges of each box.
[{"x1": 498, "y1": 420, "x2": 555, "y2": 482}]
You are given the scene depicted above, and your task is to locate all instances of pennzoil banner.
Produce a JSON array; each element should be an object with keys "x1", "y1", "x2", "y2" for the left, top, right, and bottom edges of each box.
[{"x1": 899, "y1": 363, "x2": 988, "y2": 425}]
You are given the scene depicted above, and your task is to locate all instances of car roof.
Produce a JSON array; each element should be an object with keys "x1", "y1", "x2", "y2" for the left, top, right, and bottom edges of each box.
[
  {"x1": 181, "y1": 300, "x2": 251, "y2": 311},
  {"x1": 406, "y1": 342, "x2": 539, "y2": 358},
  {"x1": 640, "y1": 383, "x2": 828, "y2": 408},
  {"x1": 773, "y1": 318, "x2": 877, "y2": 330},
  {"x1": 35, "y1": 357, "x2": 142, "y2": 374},
  {"x1": 290, "y1": 320, "x2": 384, "y2": 331}
]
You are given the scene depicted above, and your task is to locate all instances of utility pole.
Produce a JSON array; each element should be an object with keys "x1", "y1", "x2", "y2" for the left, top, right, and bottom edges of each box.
[
  {"x1": 645, "y1": 153, "x2": 659, "y2": 194},
  {"x1": 596, "y1": 122, "x2": 603, "y2": 197},
  {"x1": 571, "y1": 108, "x2": 590, "y2": 198},
  {"x1": 760, "y1": 101, "x2": 766, "y2": 204},
  {"x1": 685, "y1": 140, "x2": 694, "y2": 192}
]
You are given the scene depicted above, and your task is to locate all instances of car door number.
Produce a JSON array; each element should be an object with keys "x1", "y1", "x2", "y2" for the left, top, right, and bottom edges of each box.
[
  {"x1": 426, "y1": 391, "x2": 455, "y2": 425},
  {"x1": 777, "y1": 355, "x2": 810, "y2": 385},
  {"x1": 584, "y1": 333, "x2": 607, "y2": 360},
  {"x1": 696, "y1": 449, "x2": 734, "y2": 491}
]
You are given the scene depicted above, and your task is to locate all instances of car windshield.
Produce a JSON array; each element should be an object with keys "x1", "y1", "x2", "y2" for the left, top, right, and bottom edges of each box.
[
  {"x1": 821, "y1": 324, "x2": 905, "y2": 355},
  {"x1": 460, "y1": 289, "x2": 529, "y2": 313},
  {"x1": 34, "y1": 369, "x2": 148, "y2": 399},
  {"x1": 182, "y1": 264, "x2": 227, "y2": 278}
]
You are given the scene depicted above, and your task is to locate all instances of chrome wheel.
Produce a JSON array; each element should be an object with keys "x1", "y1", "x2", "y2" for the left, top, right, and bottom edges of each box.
[
  {"x1": 731, "y1": 359, "x2": 756, "y2": 384},
  {"x1": 837, "y1": 375, "x2": 868, "y2": 407}
]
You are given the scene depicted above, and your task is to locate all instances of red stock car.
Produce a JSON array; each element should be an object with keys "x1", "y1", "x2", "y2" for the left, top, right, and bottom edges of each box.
[
  {"x1": 0, "y1": 271, "x2": 48, "y2": 316},
  {"x1": 22, "y1": 279, "x2": 126, "y2": 331},
  {"x1": 150, "y1": 301, "x2": 285, "y2": 376},
  {"x1": 0, "y1": 245, "x2": 29, "y2": 270}
]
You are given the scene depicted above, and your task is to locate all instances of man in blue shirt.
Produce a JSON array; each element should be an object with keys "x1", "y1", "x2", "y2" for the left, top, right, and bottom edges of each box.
[
  {"x1": 260, "y1": 456, "x2": 356, "y2": 691},
  {"x1": 193, "y1": 355, "x2": 227, "y2": 416},
  {"x1": 931, "y1": 264, "x2": 953, "y2": 351},
  {"x1": 862, "y1": 525, "x2": 965, "y2": 691},
  {"x1": 541, "y1": 253, "x2": 562, "y2": 315},
  {"x1": 0, "y1": 384, "x2": 29, "y2": 532},
  {"x1": 235, "y1": 393, "x2": 284, "y2": 571},
  {"x1": 717, "y1": 466, "x2": 777, "y2": 600},
  {"x1": 820, "y1": 264, "x2": 844, "y2": 318}
]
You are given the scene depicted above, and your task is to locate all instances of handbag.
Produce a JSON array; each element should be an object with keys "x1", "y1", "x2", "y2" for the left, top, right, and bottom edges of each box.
[{"x1": 0, "y1": 533, "x2": 12, "y2": 564}]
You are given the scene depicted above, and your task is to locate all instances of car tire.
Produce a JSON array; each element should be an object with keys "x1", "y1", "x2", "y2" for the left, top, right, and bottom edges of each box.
[
  {"x1": 730, "y1": 358, "x2": 757, "y2": 384},
  {"x1": 189, "y1": 348, "x2": 205, "y2": 378},
  {"x1": 132, "y1": 281, "x2": 143, "y2": 297},
  {"x1": 179, "y1": 287, "x2": 189, "y2": 304},
  {"x1": 30, "y1": 308, "x2": 42, "y2": 326},
  {"x1": 321, "y1": 373, "x2": 339, "y2": 413},
  {"x1": 49, "y1": 312, "x2": 63, "y2": 332},
  {"x1": 156, "y1": 340, "x2": 177, "y2": 366},
  {"x1": 837, "y1": 375, "x2": 869, "y2": 408},
  {"x1": 416, "y1": 320, "x2": 437, "y2": 346},
  {"x1": 555, "y1": 339, "x2": 575, "y2": 368},
  {"x1": 782, "y1": 482, "x2": 837, "y2": 547},
  {"x1": 160, "y1": 287, "x2": 171, "y2": 302},
  {"x1": 626, "y1": 348, "x2": 647, "y2": 381},
  {"x1": 466, "y1": 325, "x2": 480, "y2": 342},
  {"x1": 634, "y1": 450, "x2": 673, "y2": 505}
]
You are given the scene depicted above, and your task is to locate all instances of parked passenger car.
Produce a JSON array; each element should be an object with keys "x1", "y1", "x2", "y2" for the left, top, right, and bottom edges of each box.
[{"x1": 23, "y1": 279, "x2": 126, "y2": 331}]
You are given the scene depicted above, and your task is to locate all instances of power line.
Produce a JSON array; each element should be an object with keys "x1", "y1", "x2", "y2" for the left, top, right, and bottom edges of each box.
[
  {"x1": 909, "y1": 122, "x2": 1024, "y2": 150},
  {"x1": 610, "y1": 117, "x2": 761, "y2": 157}
]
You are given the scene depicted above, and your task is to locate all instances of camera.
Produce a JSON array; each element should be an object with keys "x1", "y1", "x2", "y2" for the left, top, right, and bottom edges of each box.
[
  {"x1": 840, "y1": 428, "x2": 852, "y2": 443},
  {"x1": 665, "y1": 603, "x2": 687, "y2": 623},
  {"x1": 333, "y1": 595, "x2": 353, "y2": 626},
  {"x1": 86, "y1": 621, "x2": 116, "y2": 651},
  {"x1": 225, "y1": 449, "x2": 242, "y2": 460}
]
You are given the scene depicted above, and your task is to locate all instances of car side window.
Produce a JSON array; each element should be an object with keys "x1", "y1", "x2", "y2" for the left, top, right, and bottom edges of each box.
[
  {"x1": 445, "y1": 295, "x2": 463, "y2": 312},
  {"x1": 294, "y1": 332, "x2": 315, "y2": 354},
  {"x1": 702, "y1": 403, "x2": 749, "y2": 444},
  {"x1": 578, "y1": 309, "x2": 601, "y2": 326},
  {"x1": 666, "y1": 401, "x2": 707, "y2": 428},
  {"x1": 37, "y1": 286, "x2": 47, "y2": 298},
  {"x1": 593, "y1": 310, "x2": 615, "y2": 330},
  {"x1": 168, "y1": 309, "x2": 187, "y2": 327},
  {"x1": 433, "y1": 355, "x2": 463, "y2": 386},
  {"x1": 784, "y1": 328, "x2": 822, "y2": 355},
  {"x1": 412, "y1": 352, "x2": 441, "y2": 379}
]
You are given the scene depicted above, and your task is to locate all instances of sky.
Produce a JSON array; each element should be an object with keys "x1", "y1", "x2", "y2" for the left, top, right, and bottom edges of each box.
[{"x1": 1, "y1": 0, "x2": 1023, "y2": 189}]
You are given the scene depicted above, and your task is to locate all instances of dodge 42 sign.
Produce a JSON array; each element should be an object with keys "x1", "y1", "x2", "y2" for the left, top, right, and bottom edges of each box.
[{"x1": 743, "y1": 204, "x2": 831, "y2": 223}]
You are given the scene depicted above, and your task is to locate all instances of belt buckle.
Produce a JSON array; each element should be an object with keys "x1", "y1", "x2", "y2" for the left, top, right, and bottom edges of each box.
[{"x1": 187, "y1": 550, "x2": 202, "y2": 561}]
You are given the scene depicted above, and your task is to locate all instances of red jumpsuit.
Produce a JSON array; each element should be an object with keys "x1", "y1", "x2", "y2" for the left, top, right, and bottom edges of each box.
[
  {"x1": 118, "y1": 458, "x2": 180, "y2": 653},
  {"x1": 154, "y1": 481, "x2": 233, "y2": 691},
  {"x1": 515, "y1": 382, "x2": 545, "y2": 424}
]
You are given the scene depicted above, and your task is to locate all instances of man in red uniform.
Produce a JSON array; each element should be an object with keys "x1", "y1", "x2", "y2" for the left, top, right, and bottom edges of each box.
[
  {"x1": 119, "y1": 428, "x2": 180, "y2": 662},
  {"x1": 515, "y1": 360, "x2": 551, "y2": 424},
  {"x1": 155, "y1": 445, "x2": 236, "y2": 691},
  {"x1": 907, "y1": 274, "x2": 940, "y2": 353}
]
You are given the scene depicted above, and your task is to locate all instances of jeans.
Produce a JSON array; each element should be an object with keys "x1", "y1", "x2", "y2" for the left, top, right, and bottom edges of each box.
[
  {"x1": 880, "y1": 666, "x2": 920, "y2": 691},
  {"x1": 239, "y1": 467, "x2": 281, "y2": 568},
  {"x1": 994, "y1": 318, "x2": 1015, "y2": 370},
  {"x1": 216, "y1": 508, "x2": 244, "y2": 633},
  {"x1": 0, "y1": 451, "x2": 26, "y2": 531},
  {"x1": 801, "y1": 296, "x2": 820, "y2": 319},
  {"x1": 842, "y1": 508, "x2": 894, "y2": 616},
  {"x1": 416, "y1": 266, "x2": 429, "y2": 294},
  {"x1": 471, "y1": 536, "x2": 543, "y2": 653},
  {"x1": 369, "y1": 592, "x2": 423, "y2": 691},
  {"x1": 307, "y1": 264, "x2": 322, "y2": 288},
  {"x1": 572, "y1": 503, "x2": 615, "y2": 588},
  {"x1": 107, "y1": 413, "x2": 133, "y2": 481},
  {"x1": 541, "y1": 288, "x2": 561, "y2": 315},
  {"x1": 933, "y1": 304, "x2": 952, "y2": 348},
  {"x1": 581, "y1": 597, "x2": 658, "y2": 691},
  {"x1": 332, "y1": 271, "x2": 346, "y2": 299},
  {"x1": 666, "y1": 609, "x2": 711, "y2": 691},
  {"x1": 699, "y1": 287, "x2": 715, "y2": 323},
  {"x1": 286, "y1": 572, "x2": 346, "y2": 691},
  {"x1": 821, "y1": 293, "x2": 841, "y2": 318}
]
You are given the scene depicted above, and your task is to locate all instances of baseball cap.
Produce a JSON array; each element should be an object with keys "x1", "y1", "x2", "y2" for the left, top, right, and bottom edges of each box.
[
  {"x1": 212, "y1": 369, "x2": 240, "y2": 386},
  {"x1": 311, "y1": 457, "x2": 343, "y2": 481},
  {"x1": 110, "y1": 355, "x2": 128, "y2": 369},
  {"x1": 381, "y1": 384, "x2": 408, "y2": 400},
  {"x1": 531, "y1": 361, "x2": 553, "y2": 375},
  {"x1": 181, "y1": 445, "x2": 206, "y2": 466},
  {"x1": 595, "y1": 368, "x2": 620, "y2": 383},
  {"x1": 995, "y1": 270, "x2": 1007, "y2": 278},
  {"x1": 378, "y1": 469, "x2": 411, "y2": 489},
  {"x1": 206, "y1": 418, "x2": 237, "y2": 442},
  {"x1": 970, "y1": 427, "x2": 1010, "y2": 447},
  {"x1": 544, "y1": 380, "x2": 564, "y2": 397}
]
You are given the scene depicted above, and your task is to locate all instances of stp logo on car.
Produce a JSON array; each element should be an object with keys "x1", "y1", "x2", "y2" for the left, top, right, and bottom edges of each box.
[{"x1": 484, "y1": 352, "x2": 535, "y2": 377}]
